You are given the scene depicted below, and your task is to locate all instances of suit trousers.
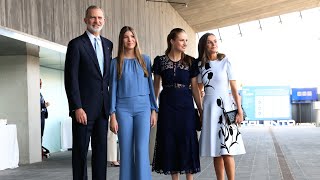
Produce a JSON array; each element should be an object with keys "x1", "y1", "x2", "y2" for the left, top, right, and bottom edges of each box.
[
  {"x1": 72, "y1": 110, "x2": 107, "y2": 180},
  {"x1": 40, "y1": 112, "x2": 45, "y2": 139},
  {"x1": 116, "y1": 95, "x2": 151, "y2": 180}
]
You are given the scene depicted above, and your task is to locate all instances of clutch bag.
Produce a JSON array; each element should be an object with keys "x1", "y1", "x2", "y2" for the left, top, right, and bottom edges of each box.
[{"x1": 224, "y1": 107, "x2": 247, "y2": 124}]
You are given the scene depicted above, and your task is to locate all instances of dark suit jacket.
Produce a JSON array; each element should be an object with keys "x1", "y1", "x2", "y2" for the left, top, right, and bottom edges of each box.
[
  {"x1": 64, "y1": 32, "x2": 113, "y2": 120},
  {"x1": 40, "y1": 92, "x2": 48, "y2": 119}
]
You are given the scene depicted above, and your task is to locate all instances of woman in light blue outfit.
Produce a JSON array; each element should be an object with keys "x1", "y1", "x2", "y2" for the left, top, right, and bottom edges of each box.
[{"x1": 109, "y1": 26, "x2": 158, "y2": 180}]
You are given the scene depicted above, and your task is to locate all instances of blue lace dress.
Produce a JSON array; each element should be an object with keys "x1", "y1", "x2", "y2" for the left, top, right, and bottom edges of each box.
[{"x1": 152, "y1": 55, "x2": 201, "y2": 174}]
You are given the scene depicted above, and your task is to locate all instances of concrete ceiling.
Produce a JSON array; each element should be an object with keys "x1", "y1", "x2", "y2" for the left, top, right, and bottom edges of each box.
[
  {"x1": 39, "y1": 47, "x2": 65, "y2": 70},
  {"x1": 0, "y1": 35, "x2": 28, "y2": 56},
  {"x1": 0, "y1": 35, "x2": 65, "y2": 70},
  {"x1": 169, "y1": 0, "x2": 320, "y2": 32}
]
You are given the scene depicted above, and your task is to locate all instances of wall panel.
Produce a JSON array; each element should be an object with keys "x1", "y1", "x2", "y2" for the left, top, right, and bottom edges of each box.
[
  {"x1": 0, "y1": 0, "x2": 196, "y2": 58},
  {"x1": 53, "y1": 0, "x2": 65, "y2": 43},
  {"x1": 6, "y1": 0, "x2": 24, "y2": 31},
  {"x1": 0, "y1": 0, "x2": 6, "y2": 26}
]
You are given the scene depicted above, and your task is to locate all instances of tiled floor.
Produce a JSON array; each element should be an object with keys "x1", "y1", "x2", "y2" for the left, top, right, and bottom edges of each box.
[{"x1": 1, "y1": 126, "x2": 320, "y2": 180}]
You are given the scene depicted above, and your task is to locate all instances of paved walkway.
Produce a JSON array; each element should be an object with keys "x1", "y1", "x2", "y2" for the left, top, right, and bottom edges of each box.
[{"x1": 1, "y1": 126, "x2": 320, "y2": 180}]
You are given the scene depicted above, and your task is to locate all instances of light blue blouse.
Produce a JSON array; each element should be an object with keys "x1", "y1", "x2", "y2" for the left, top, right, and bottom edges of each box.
[{"x1": 109, "y1": 55, "x2": 158, "y2": 114}]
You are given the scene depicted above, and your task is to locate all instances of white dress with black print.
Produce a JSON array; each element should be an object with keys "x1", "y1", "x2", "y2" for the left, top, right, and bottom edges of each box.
[{"x1": 198, "y1": 57, "x2": 246, "y2": 157}]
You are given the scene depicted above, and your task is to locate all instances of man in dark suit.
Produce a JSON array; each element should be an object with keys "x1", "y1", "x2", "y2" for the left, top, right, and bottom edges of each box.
[
  {"x1": 40, "y1": 78, "x2": 50, "y2": 158},
  {"x1": 40, "y1": 78, "x2": 49, "y2": 141},
  {"x1": 64, "y1": 5, "x2": 113, "y2": 180}
]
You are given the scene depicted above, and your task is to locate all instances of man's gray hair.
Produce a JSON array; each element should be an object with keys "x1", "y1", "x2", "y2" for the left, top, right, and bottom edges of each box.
[{"x1": 85, "y1": 5, "x2": 104, "y2": 18}]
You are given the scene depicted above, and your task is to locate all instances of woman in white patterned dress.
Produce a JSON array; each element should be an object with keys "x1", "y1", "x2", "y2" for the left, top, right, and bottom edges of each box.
[{"x1": 197, "y1": 33, "x2": 246, "y2": 180}]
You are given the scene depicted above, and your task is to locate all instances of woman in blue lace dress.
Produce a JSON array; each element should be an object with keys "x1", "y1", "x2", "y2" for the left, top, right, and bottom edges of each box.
[
  {"x1": 197, "y1": 33, "x2": 246, "y2": 180},
  {"x1": 152, "y1": 28, "x2": 202, "y2": 180}
]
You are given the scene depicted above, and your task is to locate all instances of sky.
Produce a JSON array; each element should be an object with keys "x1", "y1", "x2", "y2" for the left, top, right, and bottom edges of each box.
[{"x1": 197, "y1": 7, "x2": 320, "y2": 89}]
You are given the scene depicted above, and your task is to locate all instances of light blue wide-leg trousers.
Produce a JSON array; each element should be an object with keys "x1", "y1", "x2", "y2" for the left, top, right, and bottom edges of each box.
[{"x1": 116, "y1": 95, "x2": 151, "y2": 180}]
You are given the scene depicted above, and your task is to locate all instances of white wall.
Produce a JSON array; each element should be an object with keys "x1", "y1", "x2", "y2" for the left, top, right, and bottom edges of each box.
[{"x1": 40, "y1": 67, "x2": 68, "y2": 152}]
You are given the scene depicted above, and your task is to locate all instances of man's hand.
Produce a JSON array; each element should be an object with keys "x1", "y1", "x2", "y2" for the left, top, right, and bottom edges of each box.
[
  {"x1": 75, "y1": 108, "x2": 87, "y2": 125},
  {"x1": 45, "y1": 102, "x2": 50, "y2": 107}
]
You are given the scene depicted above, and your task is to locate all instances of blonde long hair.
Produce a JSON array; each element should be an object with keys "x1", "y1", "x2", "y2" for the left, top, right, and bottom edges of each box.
[{"x1": 116, "y1": 26, "x2": 148, "y2": 79}]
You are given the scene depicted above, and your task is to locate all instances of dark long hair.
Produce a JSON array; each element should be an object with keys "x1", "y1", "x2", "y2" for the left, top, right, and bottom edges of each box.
[
  {"x1": 198, "y1": 33, "x2": 225, "y2": 67},
  {"x1": 165, "y1": 28, "x2": 192, "y2": 66},
  {"x1": 116, "y1": 26, "x2": 148, "y2": 79}
]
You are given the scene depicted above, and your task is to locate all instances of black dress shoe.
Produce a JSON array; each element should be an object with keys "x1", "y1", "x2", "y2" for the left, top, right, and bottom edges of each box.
[{"x1": 110, "y1": 162, "x2": 120, "y2": 167}]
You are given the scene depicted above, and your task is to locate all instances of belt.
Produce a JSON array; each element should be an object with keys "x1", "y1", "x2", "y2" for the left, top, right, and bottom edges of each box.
[{"x1": 163, "y1": 83, "x2": 187, "y2": 89}]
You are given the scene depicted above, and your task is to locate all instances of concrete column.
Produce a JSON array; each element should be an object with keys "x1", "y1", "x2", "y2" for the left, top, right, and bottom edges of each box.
[
  {"x1": 313, "y1": 101, "x2": 320, "y2": 127},
  {"x1": 0, "y1": 43, "x2": 41, "y2": 164}
]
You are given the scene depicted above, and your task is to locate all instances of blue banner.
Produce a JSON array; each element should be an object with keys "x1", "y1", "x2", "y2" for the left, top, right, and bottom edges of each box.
[
  {"x1": 291, "y1": 88, "x2": 317, "y2": 103},
  {"x1": 241, "y1": 86, "x2": 291, "y2": 120}
]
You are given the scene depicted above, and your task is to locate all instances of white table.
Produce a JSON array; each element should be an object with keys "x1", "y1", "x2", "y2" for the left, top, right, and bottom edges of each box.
[
  {"x1": 61, "y1": 118, "x2": 73, "y2": 151},
  {"x1": 61, "y1": 118, "x2": 91, "y2": 151},
  {"x1": 0, "y1": 124, "x2": 19, "y2": 170}
]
